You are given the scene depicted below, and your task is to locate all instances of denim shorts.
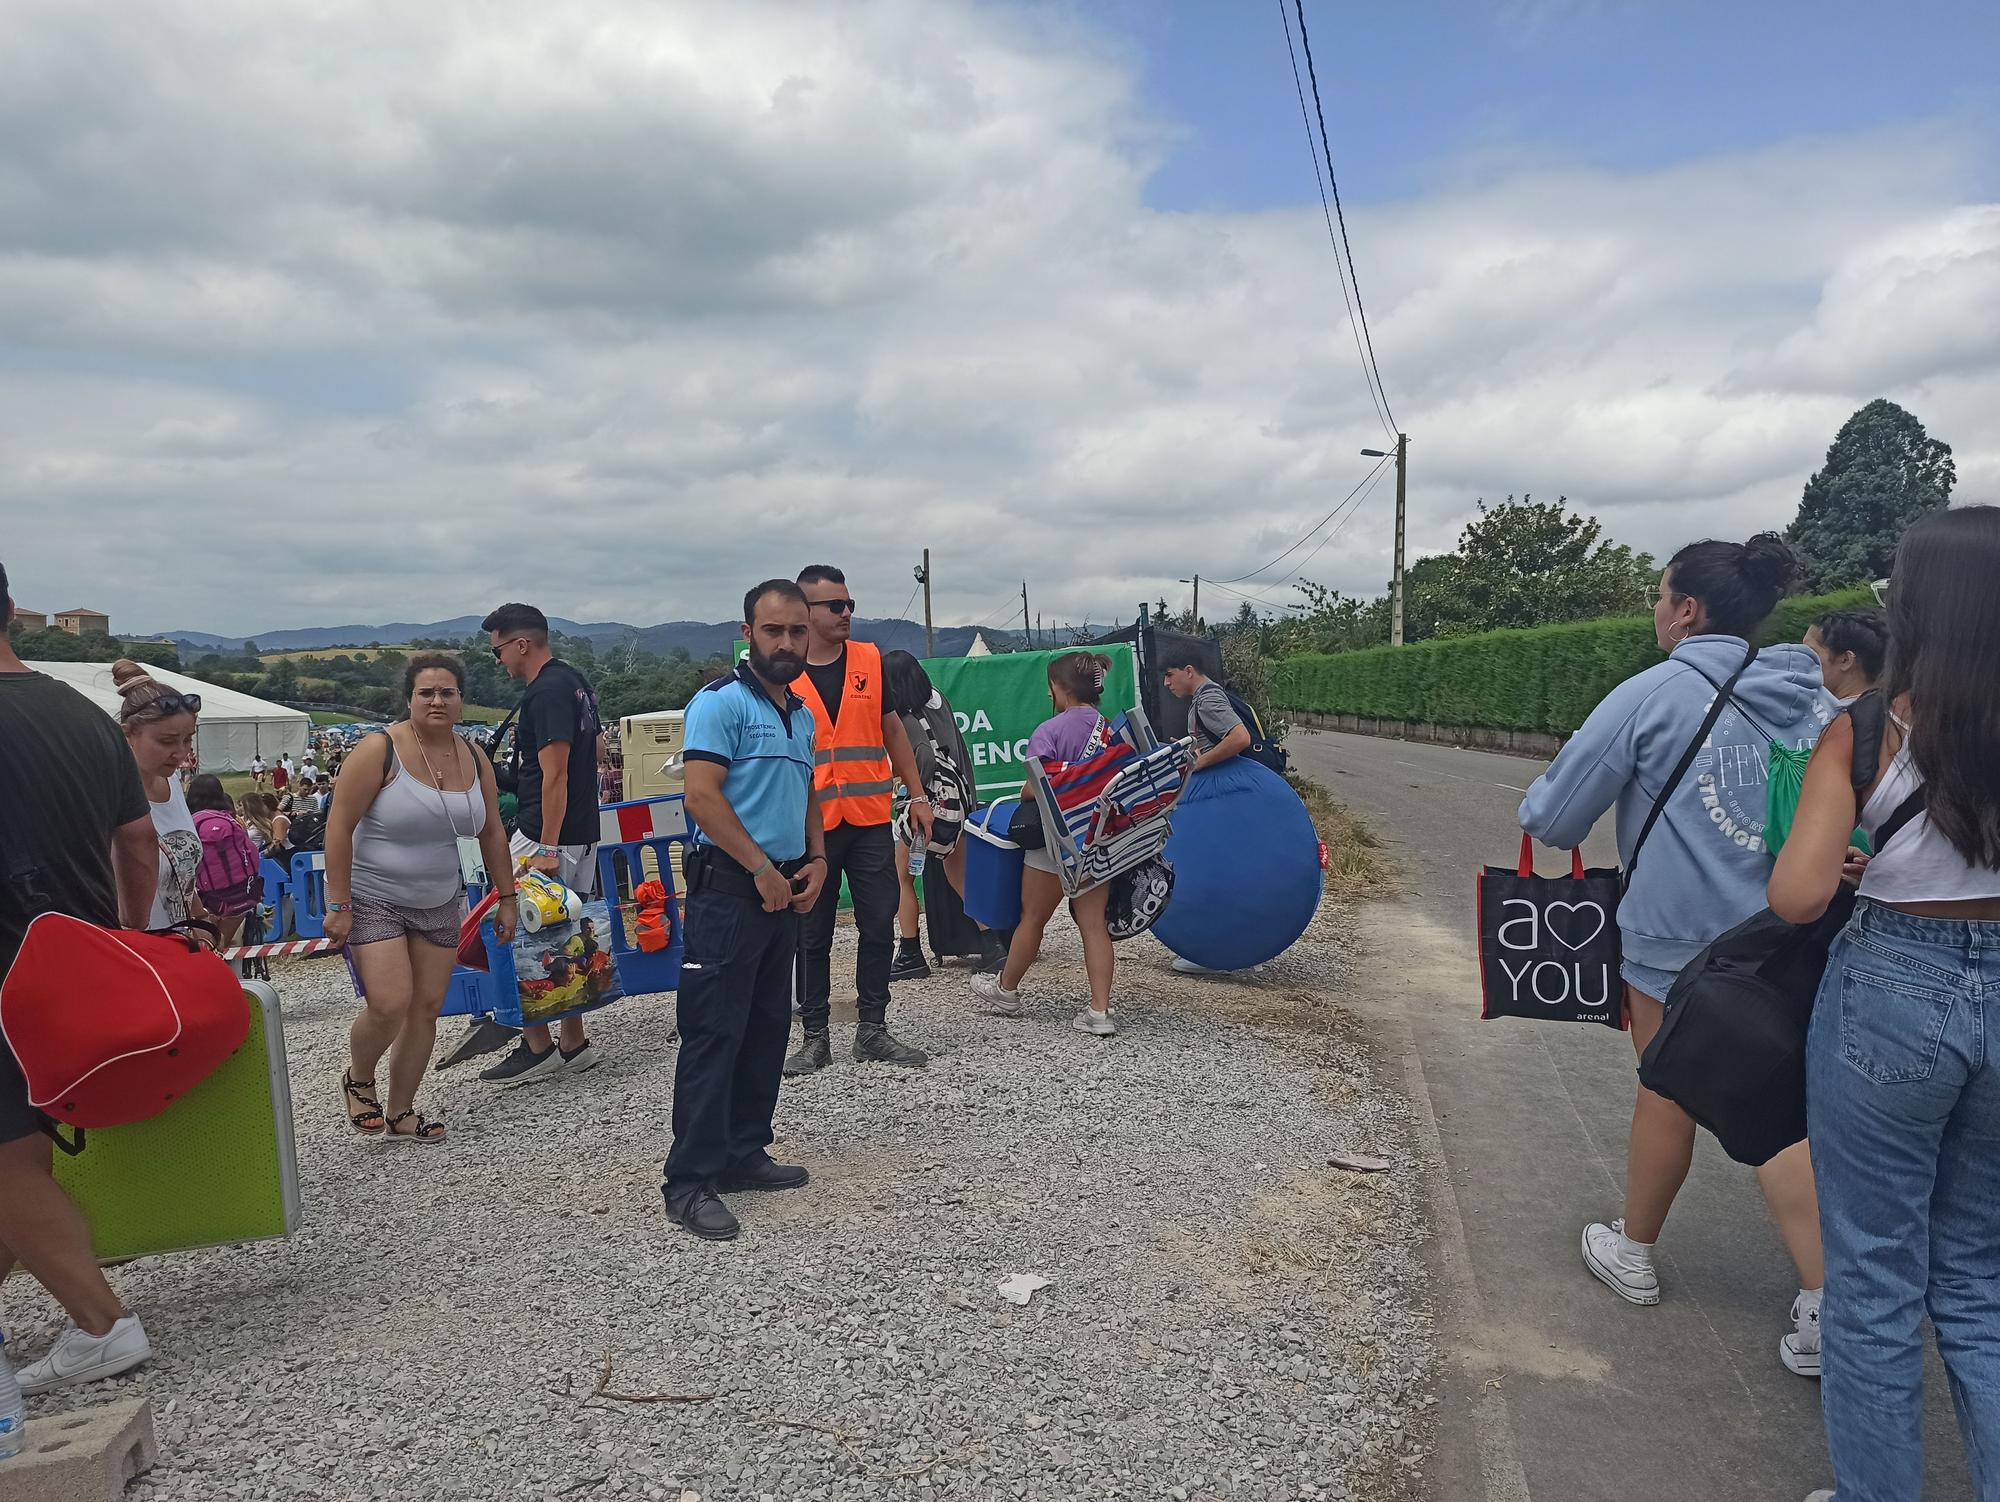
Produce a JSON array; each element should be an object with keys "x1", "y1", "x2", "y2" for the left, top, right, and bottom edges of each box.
[{"x1": 1619, "y1": 957, "x2": 1680, "y2": 1003}]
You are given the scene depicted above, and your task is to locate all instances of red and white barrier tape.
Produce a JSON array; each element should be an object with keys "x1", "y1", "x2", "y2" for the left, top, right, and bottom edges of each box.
[{"x1": 219, "y1": 937, "x2": 343, "y2": 961}]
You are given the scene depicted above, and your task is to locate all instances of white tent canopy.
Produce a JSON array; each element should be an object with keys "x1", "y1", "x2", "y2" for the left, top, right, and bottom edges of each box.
[{"x1": 27, "y1": 661, "x2": 311, "y2": 773}]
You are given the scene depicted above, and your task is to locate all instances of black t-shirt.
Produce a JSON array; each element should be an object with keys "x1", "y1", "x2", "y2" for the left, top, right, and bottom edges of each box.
[
  {"x1": 514, "y1": 658, "x2": 602, "y2": 847},
  {"x1": 805, "y1": 649, "x2": 846, "y2": 727},
  {"x1": 0, "y1": 672, "x2": 150, "y2": 972}
]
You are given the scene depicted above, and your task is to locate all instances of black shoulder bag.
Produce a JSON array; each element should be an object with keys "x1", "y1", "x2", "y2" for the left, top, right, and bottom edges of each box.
[{"x1": 1638, "y1": 689, "x2": 1926, "y2": 1166}]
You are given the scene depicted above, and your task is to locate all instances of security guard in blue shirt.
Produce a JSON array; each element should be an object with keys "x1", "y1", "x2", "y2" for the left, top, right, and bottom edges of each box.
[{"x1": 663, "y1": 580, "x2": 826, "y2": 1241}]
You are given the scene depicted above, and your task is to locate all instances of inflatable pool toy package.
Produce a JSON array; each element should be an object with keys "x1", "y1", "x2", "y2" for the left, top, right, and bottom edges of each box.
[
  {"x1": 1152, "y1": 757, "x2": 1322, "y2": 972},
  {"x1": 501, "y1": 890, "x2": 624, "y2": 1024}
]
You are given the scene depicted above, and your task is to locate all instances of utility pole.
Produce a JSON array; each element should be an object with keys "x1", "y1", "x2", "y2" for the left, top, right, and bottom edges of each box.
[
  {"x1": 1392, "y1": 432, "x2": 1408, "y2": 646},
  {"x1": 1021, "y1": 581, "x2": 1031, "y2": 651},
  {"x1": 918, "y1": 549, "x2": 934, "y2": 657},
  {"x1": 1192, "y1": 574, "x2": 1200, "y2": 630}
]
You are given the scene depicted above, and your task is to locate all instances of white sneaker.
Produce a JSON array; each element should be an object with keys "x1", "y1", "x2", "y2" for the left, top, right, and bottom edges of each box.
[
  {"x1": 1073, "y1": 1007, "x2": 1117, "y2": 1037},
  {"x1": 1171, "y1": 956, "x2": 1221, "y2": 975},
  {"x1": 17, "y1": 1316, "x2": 152, "y2": 1396},
  {"x1": 1781, "y1": 1291, "x2": 1822, "y2": 1378},
  {"x1": 1804, "y1": 1491, "x2": 1834, "y2": 1500},
  {"x1": 970, "y1": 971, "x2": 1024, "y2": 1017},
  {"x1": 559, "y1": 1040, "x2": 601, "y2": 1074},
  {"x1": 1581, "y1": 1218, "x2": 1659, "y2": 1306}
]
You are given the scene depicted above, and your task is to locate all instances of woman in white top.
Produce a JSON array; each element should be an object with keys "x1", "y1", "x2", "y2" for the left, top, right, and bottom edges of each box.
[
  {"x1": 111, "y1": 661, "x2": 203, "y2": 932},
  {"x1": 324, "y1": 655, "x2": 515, "y2": 1144},
  {"x1": 1771, "y1": 505, "x2": 2000, "y2": 1501}
]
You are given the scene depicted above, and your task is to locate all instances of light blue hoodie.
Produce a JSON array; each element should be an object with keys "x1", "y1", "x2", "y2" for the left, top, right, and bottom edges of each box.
[{"x1": 1518, "y1": 634, "x2": 1835, "y2": 975}]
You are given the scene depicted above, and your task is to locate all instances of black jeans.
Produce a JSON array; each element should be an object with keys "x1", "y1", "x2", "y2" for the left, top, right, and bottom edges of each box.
[
  {"x1": 797, "y1": 820, "x2": 897, "y2": 1032},
  {"x1": 663, "y1": 885, "x2": 798, "y2": 1195}
]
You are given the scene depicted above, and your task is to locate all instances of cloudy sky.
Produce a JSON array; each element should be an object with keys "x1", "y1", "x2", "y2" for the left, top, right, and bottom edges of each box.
[{"x1": 4, "y1": 0, "x2": 1996, "y2": 639}]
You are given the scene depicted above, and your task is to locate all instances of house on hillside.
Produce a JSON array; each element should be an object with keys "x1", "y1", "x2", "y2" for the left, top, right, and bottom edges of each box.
[
  {"x1": 11, "y1": 607, "x2": 47, "y2": 631},
  {"x1": 55, "y1": 607, "x2": 111, "y2": 636}
]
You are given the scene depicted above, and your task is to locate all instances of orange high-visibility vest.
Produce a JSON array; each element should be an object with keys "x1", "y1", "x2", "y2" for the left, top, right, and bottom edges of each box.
[{"x1": 793, "y1": 639, "x2": 893, "y2": 830}]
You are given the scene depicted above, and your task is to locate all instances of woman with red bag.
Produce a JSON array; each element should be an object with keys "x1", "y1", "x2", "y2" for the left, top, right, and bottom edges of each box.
[{"x1": 323, "y1": 656, "x2": 515, "y2": 1143}]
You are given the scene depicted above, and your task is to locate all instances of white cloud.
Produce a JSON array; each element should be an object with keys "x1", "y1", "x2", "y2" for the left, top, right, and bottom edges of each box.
[{"x1": 0, "y1": 1, "x2": 1994, "y2": 638}]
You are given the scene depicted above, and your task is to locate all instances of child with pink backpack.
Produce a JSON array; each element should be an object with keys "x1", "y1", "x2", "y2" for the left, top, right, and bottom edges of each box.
[{"x1": 187, "y1": 774, "x2": 262, "y2": 949}]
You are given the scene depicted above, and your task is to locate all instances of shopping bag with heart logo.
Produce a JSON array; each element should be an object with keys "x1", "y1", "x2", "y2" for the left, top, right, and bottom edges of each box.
[{"x1": 1478, "y1": 836, "x2": 1626, "y2": 1028}]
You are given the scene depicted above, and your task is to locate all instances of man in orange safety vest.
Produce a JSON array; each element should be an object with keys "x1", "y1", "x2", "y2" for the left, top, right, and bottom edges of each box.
[{"x1": 784, "y1": 563, "x2": 935, "y2": 1073}]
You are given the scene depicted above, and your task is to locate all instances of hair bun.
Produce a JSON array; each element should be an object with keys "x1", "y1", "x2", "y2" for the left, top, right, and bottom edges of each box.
[
  {"x1": 111, "y1": 658, "x2": 155, "y2": 698},
  {"x1": 1741, "y1": 533, "x2": 1802, "y2": 592}
]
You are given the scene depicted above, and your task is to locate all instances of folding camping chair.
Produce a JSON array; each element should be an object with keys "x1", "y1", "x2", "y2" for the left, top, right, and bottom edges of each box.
[{"x1": 1024, "y1": 709, "x2": 1195, "y2": 897}]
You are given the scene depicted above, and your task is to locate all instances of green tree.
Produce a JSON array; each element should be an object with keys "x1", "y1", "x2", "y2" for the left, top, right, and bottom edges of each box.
[
  {"x1": 1412, "y1": 495, "x2": 1656, "y2": 639},
  {"x1": 1787, "y1": 398, "x2": 1955, "y2": 591},
  {"x1": 262, "y1": 656, "x2": 300, "y2": 699}
]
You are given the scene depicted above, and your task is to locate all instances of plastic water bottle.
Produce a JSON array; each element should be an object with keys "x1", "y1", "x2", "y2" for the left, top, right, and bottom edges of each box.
[
  {"x1": 0, "y1": 1332, "x2": 25, "y2": 1460},
  {"x1": 907, "y1": 841, "x2": 927, "y2": 879}
]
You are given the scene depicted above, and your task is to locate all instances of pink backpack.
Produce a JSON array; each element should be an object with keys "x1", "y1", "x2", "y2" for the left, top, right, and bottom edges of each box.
[{"x1": 194, "y1": 810, "x2": 263, "y2": 917}]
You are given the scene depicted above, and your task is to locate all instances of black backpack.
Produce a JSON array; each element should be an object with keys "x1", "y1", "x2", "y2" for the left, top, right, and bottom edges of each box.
[
  {"x1": 1220, "y1": 688, "x2": 1288, "y2": 775},
  {"x1": 1637, "y1": 691, "x2": 1924, "y2": 1166},
  {"x1": 285, "y1": 806, "x2": 328, "y2": 855}
]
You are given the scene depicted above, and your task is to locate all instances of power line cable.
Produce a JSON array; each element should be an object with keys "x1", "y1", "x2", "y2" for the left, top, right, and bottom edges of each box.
[
  {"x1": 1278, "y1": 0, "x2": 1392, "y2": 439},
  {"x1": 896, "y1": 578, "x2": 922, "y2": 626},
  {"x1": 1289, "y1": 0, "x2": 1398, "y2": 436},
  {"x1": 1212, "y1": 453, "x2": 1391, "y2": 585},
  {"x1": 1204, "y1": 459, "x2": 1396, "y2": 615}
]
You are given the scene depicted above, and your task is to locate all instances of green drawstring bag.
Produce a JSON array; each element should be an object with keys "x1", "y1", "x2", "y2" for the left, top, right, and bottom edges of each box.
[
  {"x1": 1766, "y1": 739, "x2": 1873, "y2": 857},
  {"x1": 1765, "y1": 741, "x2": 1810, "y2": 857}
]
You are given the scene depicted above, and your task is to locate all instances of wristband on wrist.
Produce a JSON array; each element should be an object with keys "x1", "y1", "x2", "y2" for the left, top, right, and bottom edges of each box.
[
  {"x1": 750, "y1": 857, "x2": 772, "y2": 877},
  {"x1": 804, "y1": 853, "x2": 826, "y2": 866},
  {"x1": 326, "y1": 900, "x2": 353, "y2": 913}
]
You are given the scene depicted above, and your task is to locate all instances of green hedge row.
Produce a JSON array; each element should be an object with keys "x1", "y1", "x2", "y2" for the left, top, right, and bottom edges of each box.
[{"x1": 1270, "y1": 589, "x2": 1872, "y2": 735}]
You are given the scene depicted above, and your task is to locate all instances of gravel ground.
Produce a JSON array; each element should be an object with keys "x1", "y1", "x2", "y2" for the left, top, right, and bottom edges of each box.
[{"x1": 8, "y1": 900, "x2": 1434, "y2": 1501}]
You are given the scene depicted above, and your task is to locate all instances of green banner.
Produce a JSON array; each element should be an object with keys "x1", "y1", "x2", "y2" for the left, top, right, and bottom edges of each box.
[
  {"x1": 729, "y1": 640, "x2": 1139, "y2": 801},
  {"x1": 922, "y1": 645, "x2": 1138, "y2": 800}
]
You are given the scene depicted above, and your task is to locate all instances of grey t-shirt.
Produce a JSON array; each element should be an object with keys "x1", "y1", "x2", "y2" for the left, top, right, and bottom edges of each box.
[{"x1": 1190, "y1": 681, "x2": 1243, "y2": 754}]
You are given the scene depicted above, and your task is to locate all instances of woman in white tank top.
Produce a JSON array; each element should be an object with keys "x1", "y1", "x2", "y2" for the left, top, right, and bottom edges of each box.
[
  {"x1": 323, "y1": 655, "x2": 517, "y2": 1145},
  {"x1": 1770, "y1": 505, "x2": 2000, "y2": 1500}
]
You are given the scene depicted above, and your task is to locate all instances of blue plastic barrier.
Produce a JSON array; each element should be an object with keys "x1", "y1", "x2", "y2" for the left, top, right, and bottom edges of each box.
[
  {"x1": 439, "y1": 965, "x2": 491, "y2": 1019},
  {"x1": 596, "y1": 835, "x2": 686, "y2": 996},
  {"x1": 288, "y1": 852, "x2": 328, "y2": 940}
]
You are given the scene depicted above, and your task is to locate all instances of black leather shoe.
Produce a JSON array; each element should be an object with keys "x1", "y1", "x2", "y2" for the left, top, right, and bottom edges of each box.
[
  {"x1": 888, "y1": 941, "x2": 932, "y2": 982},
  {"x1": 663, "y1": 1187, "x2": 740, "y2": 1241},
  {"x1": 718, "y1": 1156, "x2": 811, "y2": 1194}
]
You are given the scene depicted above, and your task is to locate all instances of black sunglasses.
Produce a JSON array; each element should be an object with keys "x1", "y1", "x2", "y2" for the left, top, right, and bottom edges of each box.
[
  {"x1": 490, "y1": 637, "x2": 528, "y2": 660},
  {"x1": 810, "y1": 599, "x2": 858, "y2": 615},
  {"x1": 153, "y1": 691, "x2": 202, "y2": 715}
]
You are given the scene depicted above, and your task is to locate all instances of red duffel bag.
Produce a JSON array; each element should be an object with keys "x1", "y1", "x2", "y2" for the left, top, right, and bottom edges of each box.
[{"x1": 0, "y1": 914, "x2": 249, "y2": 1128}]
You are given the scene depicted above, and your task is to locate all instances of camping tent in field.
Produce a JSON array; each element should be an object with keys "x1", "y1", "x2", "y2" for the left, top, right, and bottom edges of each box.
[{"x1": 27, "y1": 661, "x2": 311, "y2": 772}]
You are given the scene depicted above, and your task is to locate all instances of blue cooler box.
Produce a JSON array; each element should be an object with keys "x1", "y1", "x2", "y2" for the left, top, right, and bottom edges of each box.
[{"x1": 962, "y1": 799, "x2": 1025, "y2": 930}]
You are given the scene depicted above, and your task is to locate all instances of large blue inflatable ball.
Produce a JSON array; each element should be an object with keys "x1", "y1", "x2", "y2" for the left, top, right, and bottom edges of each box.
[{"x1": 1153, "y1": 756, "x2": 1322, "y2": 971}]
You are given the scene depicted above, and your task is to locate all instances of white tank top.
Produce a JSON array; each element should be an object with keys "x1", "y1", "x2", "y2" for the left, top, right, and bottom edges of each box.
[
  {"x1": 350, "y1": 739, "x2": 486, "y2": 909},
  {"x1": 1857, "y1": 722, "x2": 2000, "y2": 904}
]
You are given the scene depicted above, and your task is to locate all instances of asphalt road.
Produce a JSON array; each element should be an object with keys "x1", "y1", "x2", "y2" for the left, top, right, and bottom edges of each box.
[{"x1": 1290, "y1": 728, "x2": 1970, "y2": 1502}]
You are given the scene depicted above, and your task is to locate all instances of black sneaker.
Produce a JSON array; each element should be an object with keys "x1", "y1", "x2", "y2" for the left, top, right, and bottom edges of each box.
[
  {"x1": 976, "y1": 930, "x2": 1010, "y2": 975},
  {"x1": 663, "y1": 1188, "x2": 740, "y2": 1241},
  {"x1": 718, "y1": 1155, "x2": 811, "y2": 1193},
  {"x1": 783, "y1": 1030, "x2": 831, "y2": 1077},
  {"x1": 854, "y1": 1021, "x2": 929, "y2": 1068},
  {"x1": 478, "y1": 1039, "x2": 563, "y2": 1088},
  {"x1": 888, "y1": 941, "x2": 932, "y2": 983}
]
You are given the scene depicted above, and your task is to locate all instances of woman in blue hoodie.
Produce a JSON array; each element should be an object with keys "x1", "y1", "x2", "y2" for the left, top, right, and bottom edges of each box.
[{"x1": 1519, "y1": 533, "x2": 1835, "y2": 1374}]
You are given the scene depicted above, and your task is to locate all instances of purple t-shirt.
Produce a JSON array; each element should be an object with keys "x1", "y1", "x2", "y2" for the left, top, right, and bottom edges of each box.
[{"x1": 1026, "y1": 706, "x2": 1107, "y2": 765}]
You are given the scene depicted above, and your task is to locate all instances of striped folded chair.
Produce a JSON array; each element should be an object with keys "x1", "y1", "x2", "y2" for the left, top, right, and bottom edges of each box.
[{"x1": 1026, "y1": 710, "x2": 1195, "y2": 897}]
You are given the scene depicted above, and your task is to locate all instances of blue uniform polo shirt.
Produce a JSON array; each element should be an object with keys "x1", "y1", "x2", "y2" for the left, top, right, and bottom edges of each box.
[{"x1": 682, "y1": 661, "x2": 818, "y2": 862}]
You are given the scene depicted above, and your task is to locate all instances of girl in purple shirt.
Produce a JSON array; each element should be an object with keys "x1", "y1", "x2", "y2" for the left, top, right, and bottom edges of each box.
[{"x1": 970, "y1": 652, "x2": 1120, "y2": 1036}]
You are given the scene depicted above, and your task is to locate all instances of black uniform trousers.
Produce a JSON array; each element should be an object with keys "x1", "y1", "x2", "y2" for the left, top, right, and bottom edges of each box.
[
  {"x1": 796, "y1": 819, "x2": 899, "y2": 1033},
  {"x1": 663, "y1": 883, "x2": 799, "y2": 1195}
]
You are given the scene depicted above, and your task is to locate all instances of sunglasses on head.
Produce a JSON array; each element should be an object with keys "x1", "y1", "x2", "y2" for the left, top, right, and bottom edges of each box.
[
  {"x1": 810, "y1": 599, "x2": 857, "y2": 615},
  {"x1": 151, "y1": 691, "x2": 201, "y2": 715}
]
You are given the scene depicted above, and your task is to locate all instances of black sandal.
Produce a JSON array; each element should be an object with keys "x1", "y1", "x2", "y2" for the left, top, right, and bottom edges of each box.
[
  {"x1": 381, "y1": 1109, "x2": 446, "y2": 1145},
  {"x1": 343, "y1": 1071, "x2": 385, "y2": 1136}
]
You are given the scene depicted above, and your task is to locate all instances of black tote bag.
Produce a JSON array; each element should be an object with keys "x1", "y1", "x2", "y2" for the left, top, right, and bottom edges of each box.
[
  {"x1": 1479, "y1": 835, "x2": 1627, "y2": 1028},
  {"x1": 1477, "y1": 644, "x2": 1760, "y2": 1031}
]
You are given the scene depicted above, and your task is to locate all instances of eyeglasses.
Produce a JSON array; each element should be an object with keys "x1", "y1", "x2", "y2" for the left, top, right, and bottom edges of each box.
[
  {"x1": 414, "y1": 687, "x2": 461, "y2": 702},
  {"x1": 809, "y1": 599, "x2": 857, "y2": 615},
  {"x1": 490, "y1": 637, "x2": 527, "y2": 660}
]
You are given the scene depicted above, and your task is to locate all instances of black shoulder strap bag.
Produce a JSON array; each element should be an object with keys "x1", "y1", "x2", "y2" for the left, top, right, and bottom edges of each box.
[{"x1": 1638, "y1": 688, "x2": 1926, "y2": 1166}]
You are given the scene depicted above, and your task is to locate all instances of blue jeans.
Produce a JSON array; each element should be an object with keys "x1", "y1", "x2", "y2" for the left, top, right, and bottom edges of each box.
[{"x1": 1808, "y1": 900, "x2": 2000, "y2": 1500}]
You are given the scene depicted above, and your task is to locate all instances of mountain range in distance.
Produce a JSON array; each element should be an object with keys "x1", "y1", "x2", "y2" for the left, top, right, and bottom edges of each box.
[{"x1": 151, "y1": 615, "x2": 1123, "y2": 661}]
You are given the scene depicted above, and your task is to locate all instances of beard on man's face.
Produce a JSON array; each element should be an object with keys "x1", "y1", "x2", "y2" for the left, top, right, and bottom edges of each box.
[{"x1": 750, "y1": 644, "x2": 805, "y2": 684}]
